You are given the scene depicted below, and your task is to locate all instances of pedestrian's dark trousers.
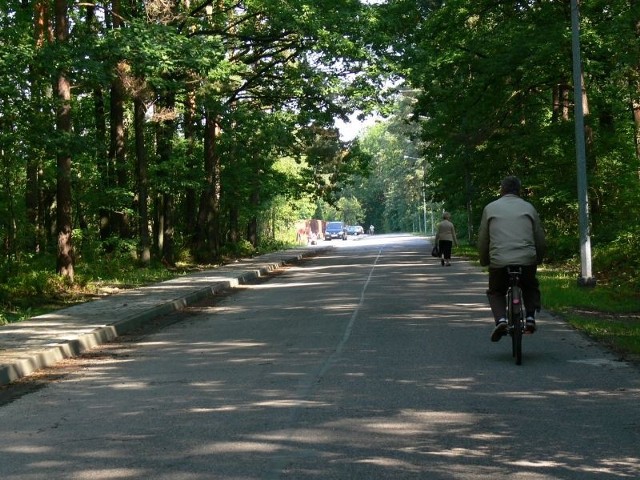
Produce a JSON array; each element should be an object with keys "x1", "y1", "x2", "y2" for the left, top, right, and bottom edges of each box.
[
  {"x1": 439, "y1": 240, "x2": 453, "y2": 260},
  {"x1": 487, "y1": 264, "x2": 540, "y2": 322}
]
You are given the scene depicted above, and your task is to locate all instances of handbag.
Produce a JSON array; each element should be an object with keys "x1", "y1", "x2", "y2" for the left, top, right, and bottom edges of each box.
[{"x1": 431, "y1": 245, "x2": 439, "y2": 257}]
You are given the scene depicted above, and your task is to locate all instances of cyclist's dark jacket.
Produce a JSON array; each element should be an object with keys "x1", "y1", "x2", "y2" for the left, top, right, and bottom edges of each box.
[{"x1": 477, "y1": 194, "x2": 545, "y2": 268}]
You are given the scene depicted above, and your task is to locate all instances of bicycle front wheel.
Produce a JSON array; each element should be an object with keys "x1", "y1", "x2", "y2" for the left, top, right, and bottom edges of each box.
[{"x1": 508, "y1": 289, "x2": 516, "y2": 358}]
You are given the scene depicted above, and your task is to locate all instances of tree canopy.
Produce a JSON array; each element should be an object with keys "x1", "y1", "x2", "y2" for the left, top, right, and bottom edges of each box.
[
  {"x1": 0, "y1": 0, "x2": 638, "y2": 288},
  {"x1": 357, "y1": 0, "x2": 640, "y2": 286}
]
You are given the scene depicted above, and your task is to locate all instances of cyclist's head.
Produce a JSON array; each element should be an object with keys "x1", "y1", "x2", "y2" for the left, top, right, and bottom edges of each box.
[
  {"x1": 442, "y1": 212, "x2": 451, "y2": 220},
  {"x1": 500, "y1": 176, "x2": 521, "y2": 196}
]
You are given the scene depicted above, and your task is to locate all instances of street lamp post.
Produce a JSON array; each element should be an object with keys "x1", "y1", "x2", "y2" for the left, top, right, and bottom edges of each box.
[{"x1": 570, "y1": 0, "x2": 596, "y2": 287}]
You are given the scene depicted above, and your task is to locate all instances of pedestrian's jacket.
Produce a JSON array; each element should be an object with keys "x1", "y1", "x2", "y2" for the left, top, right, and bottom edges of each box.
[
  {"x1": 435, "y1": 220, "x2": 458, "y2": 244},
  {"x1": 477, "y1": 194, "x2": 546, "y2": 268}
]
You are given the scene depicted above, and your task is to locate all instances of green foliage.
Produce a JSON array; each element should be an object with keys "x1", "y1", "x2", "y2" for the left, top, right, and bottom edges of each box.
[
  {"x1": 220, "y1": 240, "x2": 256, "y2": 259},
  {"x1": 257, "y1": 237, "x2": 291, "y2": 253},
  {"x1": 0, "y1": 0, "x2": 384, "y2": 273},
  {"x1": 592, "y1": 227, "x2": 640, "y2": 291},
  {"x1": 336, "y1": 196, "x2": 365, "y2": 225},
  {"x1": 367, "y1": 0, "x2": 640, "y2": 290}
]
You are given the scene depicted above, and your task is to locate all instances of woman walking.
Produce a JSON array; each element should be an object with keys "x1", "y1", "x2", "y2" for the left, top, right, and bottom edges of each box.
[{"x1": 435, "y1": 212, "x2": 458, "y2": 266}]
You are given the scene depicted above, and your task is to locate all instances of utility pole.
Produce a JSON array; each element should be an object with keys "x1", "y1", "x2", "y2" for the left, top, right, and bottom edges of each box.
[{"x1": 571, "y1": 0, "x2": 596, "y2": 287}]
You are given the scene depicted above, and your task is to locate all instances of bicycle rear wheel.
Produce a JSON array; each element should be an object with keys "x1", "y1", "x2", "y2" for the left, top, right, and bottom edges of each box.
[
  {"x1": 508, "y1": 289, "x2": 516, "y2": 357},
  {"x1": 511, "y1": 286, "x2": 523, "y2": 365}
]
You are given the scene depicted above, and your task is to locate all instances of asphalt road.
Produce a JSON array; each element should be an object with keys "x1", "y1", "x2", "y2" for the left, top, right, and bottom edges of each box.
[{"x1": 0, "y1": 234, "x2": 638, "y2": 479}]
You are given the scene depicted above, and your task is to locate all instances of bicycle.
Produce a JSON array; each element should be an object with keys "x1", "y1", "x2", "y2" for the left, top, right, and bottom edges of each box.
[{"x1": 506, "y1": 266, "x2": 525, "y2": 365}]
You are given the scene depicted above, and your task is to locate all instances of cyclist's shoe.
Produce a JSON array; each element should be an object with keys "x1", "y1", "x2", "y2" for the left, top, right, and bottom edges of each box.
[
  {"x1": 525, "y1": 317, "x2": 537, "y2": 334},
  {"x1": 491, "y1": 320, "x2": 508, "y2": 342}
]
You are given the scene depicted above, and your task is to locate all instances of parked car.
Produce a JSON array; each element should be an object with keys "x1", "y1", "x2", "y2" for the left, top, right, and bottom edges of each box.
[
  {"x1": 346, "y1": 225, "x2": 364, "y2": 236},
  {"x1": 324, "y1": 221, "x2": 348, "y2": 240}
]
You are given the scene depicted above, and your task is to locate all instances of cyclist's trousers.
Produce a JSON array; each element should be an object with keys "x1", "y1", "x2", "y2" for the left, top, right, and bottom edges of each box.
[{"x1": 486, "y1": 265, "x2": 541, "y2": 322}]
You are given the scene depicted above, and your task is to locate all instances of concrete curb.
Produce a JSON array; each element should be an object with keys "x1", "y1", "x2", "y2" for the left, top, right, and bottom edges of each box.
[{"x1": 0, "y1": 246, "x2": 331, "y2": 386}]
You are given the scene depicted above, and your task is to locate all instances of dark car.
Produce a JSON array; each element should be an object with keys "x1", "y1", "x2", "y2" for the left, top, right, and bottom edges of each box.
[
  {"x1": 346, "y1": 225, "x2": 361, "y2": 236},
  {"x1": 324, "y1": 221, "x2": 347, "y2": 240}
]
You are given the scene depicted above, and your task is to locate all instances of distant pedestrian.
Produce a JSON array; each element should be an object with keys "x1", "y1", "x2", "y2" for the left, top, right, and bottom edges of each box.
[
  {"x1": 435, "y1": 212, "x2": 458, "y2": 266},
  {"x1": 369, "y1": 225, "x2": 375, "y2": 235}
]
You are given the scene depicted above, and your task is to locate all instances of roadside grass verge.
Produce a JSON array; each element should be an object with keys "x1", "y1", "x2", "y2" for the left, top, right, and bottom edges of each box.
[
  {"x1": 0, "y1": 257, "x2": 183, "y2": 325},
  {"x1": 0, "y1": 238, "x2": 290, "y2": 325},
  {"x1": 457, "y1": 244, "x2": 640, "y2": 360},
  {"x1": 538, "y1": 267, "x2": 640, "y2": 359}
]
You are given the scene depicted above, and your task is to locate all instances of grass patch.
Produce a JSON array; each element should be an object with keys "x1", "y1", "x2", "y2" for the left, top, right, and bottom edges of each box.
[
  {"x1": 538, "y1": 267, "x2": 639, "y2": 313},
  {"x1": 537, "y1": 268, "x2": 640, "y2": 359},
  {"x1": 563, "y1": 314, "x2": 640, "y2": 358}
]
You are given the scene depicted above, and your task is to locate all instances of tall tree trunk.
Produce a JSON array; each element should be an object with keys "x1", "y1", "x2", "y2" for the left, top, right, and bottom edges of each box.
[
  {"x1": 134, "y1": 97, "x2": 150, "y2": 265},
  {"x1": 162, "y1": 193, "x2": 174, "y2": 266},
  {"x1": 101, "y1": 0, "x2": 130, "y2": 244},
  {"x1": 183, "y1": 88, "x2": 198, "y2": 241},
  {"x1": 24, "y1": 143, "x2": 40, "y2": 253},
  {"x1": 26, "y1": 0, "x2": 52, "y2": 254},
  {"x1": 552, "y1": 82, "x2": 571, "y2": 122},
  {"x1": 207, "y1": 113, "x2": 221, "y2": 258},
  {"x1": 630, "y1": 0, "x2": 640, "y2": 168},
  {"x1": 93, "y1": 85, "x2": 107, "y2": 181},
  {"x1": 195, "y1": 110, "x2": 221, "y2": 261},
  {"x1": 228, "y1": 203, "x2": 239, "y2": 244},
  {"x1": 154, "y1": 194, "x2": 163, "y2": 257},
  {"x1": 246, "y1": 190, "x2": 259, "y2": 248},
  {"x1": 92, "y1": 3, "x2": 109, "y2": 243},
  {"x1": 633, "y1": 97, "x2": 640, "y2": 164},
  {"x1": 108, "y1": 63, "x2": 129, "y2": 239},
  {"x1": 226, "y1": 127, "x2": 239, "y2": 245},
  {"x1": 1, "y1": 151, "x2": 17, "y2": 255},
  {"x1": 95, "y1": 84, "x2": 111, "y2": 244},
  {"x1": 156, "y1": 93, "x2": 176, "y2": 266},
  {"x1": 54, "y1": 0, "x2": 74, "y2": 280},
  {"x1": 247, "y1": 161, "x2": 259, "y2": 247},
  {"x1": 464, "y1": 167, "x2": 473, "y2": 243}
]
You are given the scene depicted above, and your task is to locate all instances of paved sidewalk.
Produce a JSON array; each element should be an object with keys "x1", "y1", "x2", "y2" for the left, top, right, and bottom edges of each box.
[{"x1": 0, "y1": 245, "x2": 330, "y2": 386}]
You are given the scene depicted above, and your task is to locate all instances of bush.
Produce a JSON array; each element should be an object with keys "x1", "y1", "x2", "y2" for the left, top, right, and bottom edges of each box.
[
  {"x1": 544, "y1": 234, "x2": 578, "y2": 263},
  {"x1": 219, "y1": 239, "x2": 257, "y2": 260},
  {"x1": 257, "y1": 238, "x2": 290, "y2": 252},
  {"x1": 593, "y1": 227, "x2": 640, "y2": 290}
]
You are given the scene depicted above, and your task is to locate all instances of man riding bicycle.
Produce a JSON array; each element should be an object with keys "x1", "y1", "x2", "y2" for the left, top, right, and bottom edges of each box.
[{"x1": 477, "y1": 176, "x2": 546, "y2": 342}]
